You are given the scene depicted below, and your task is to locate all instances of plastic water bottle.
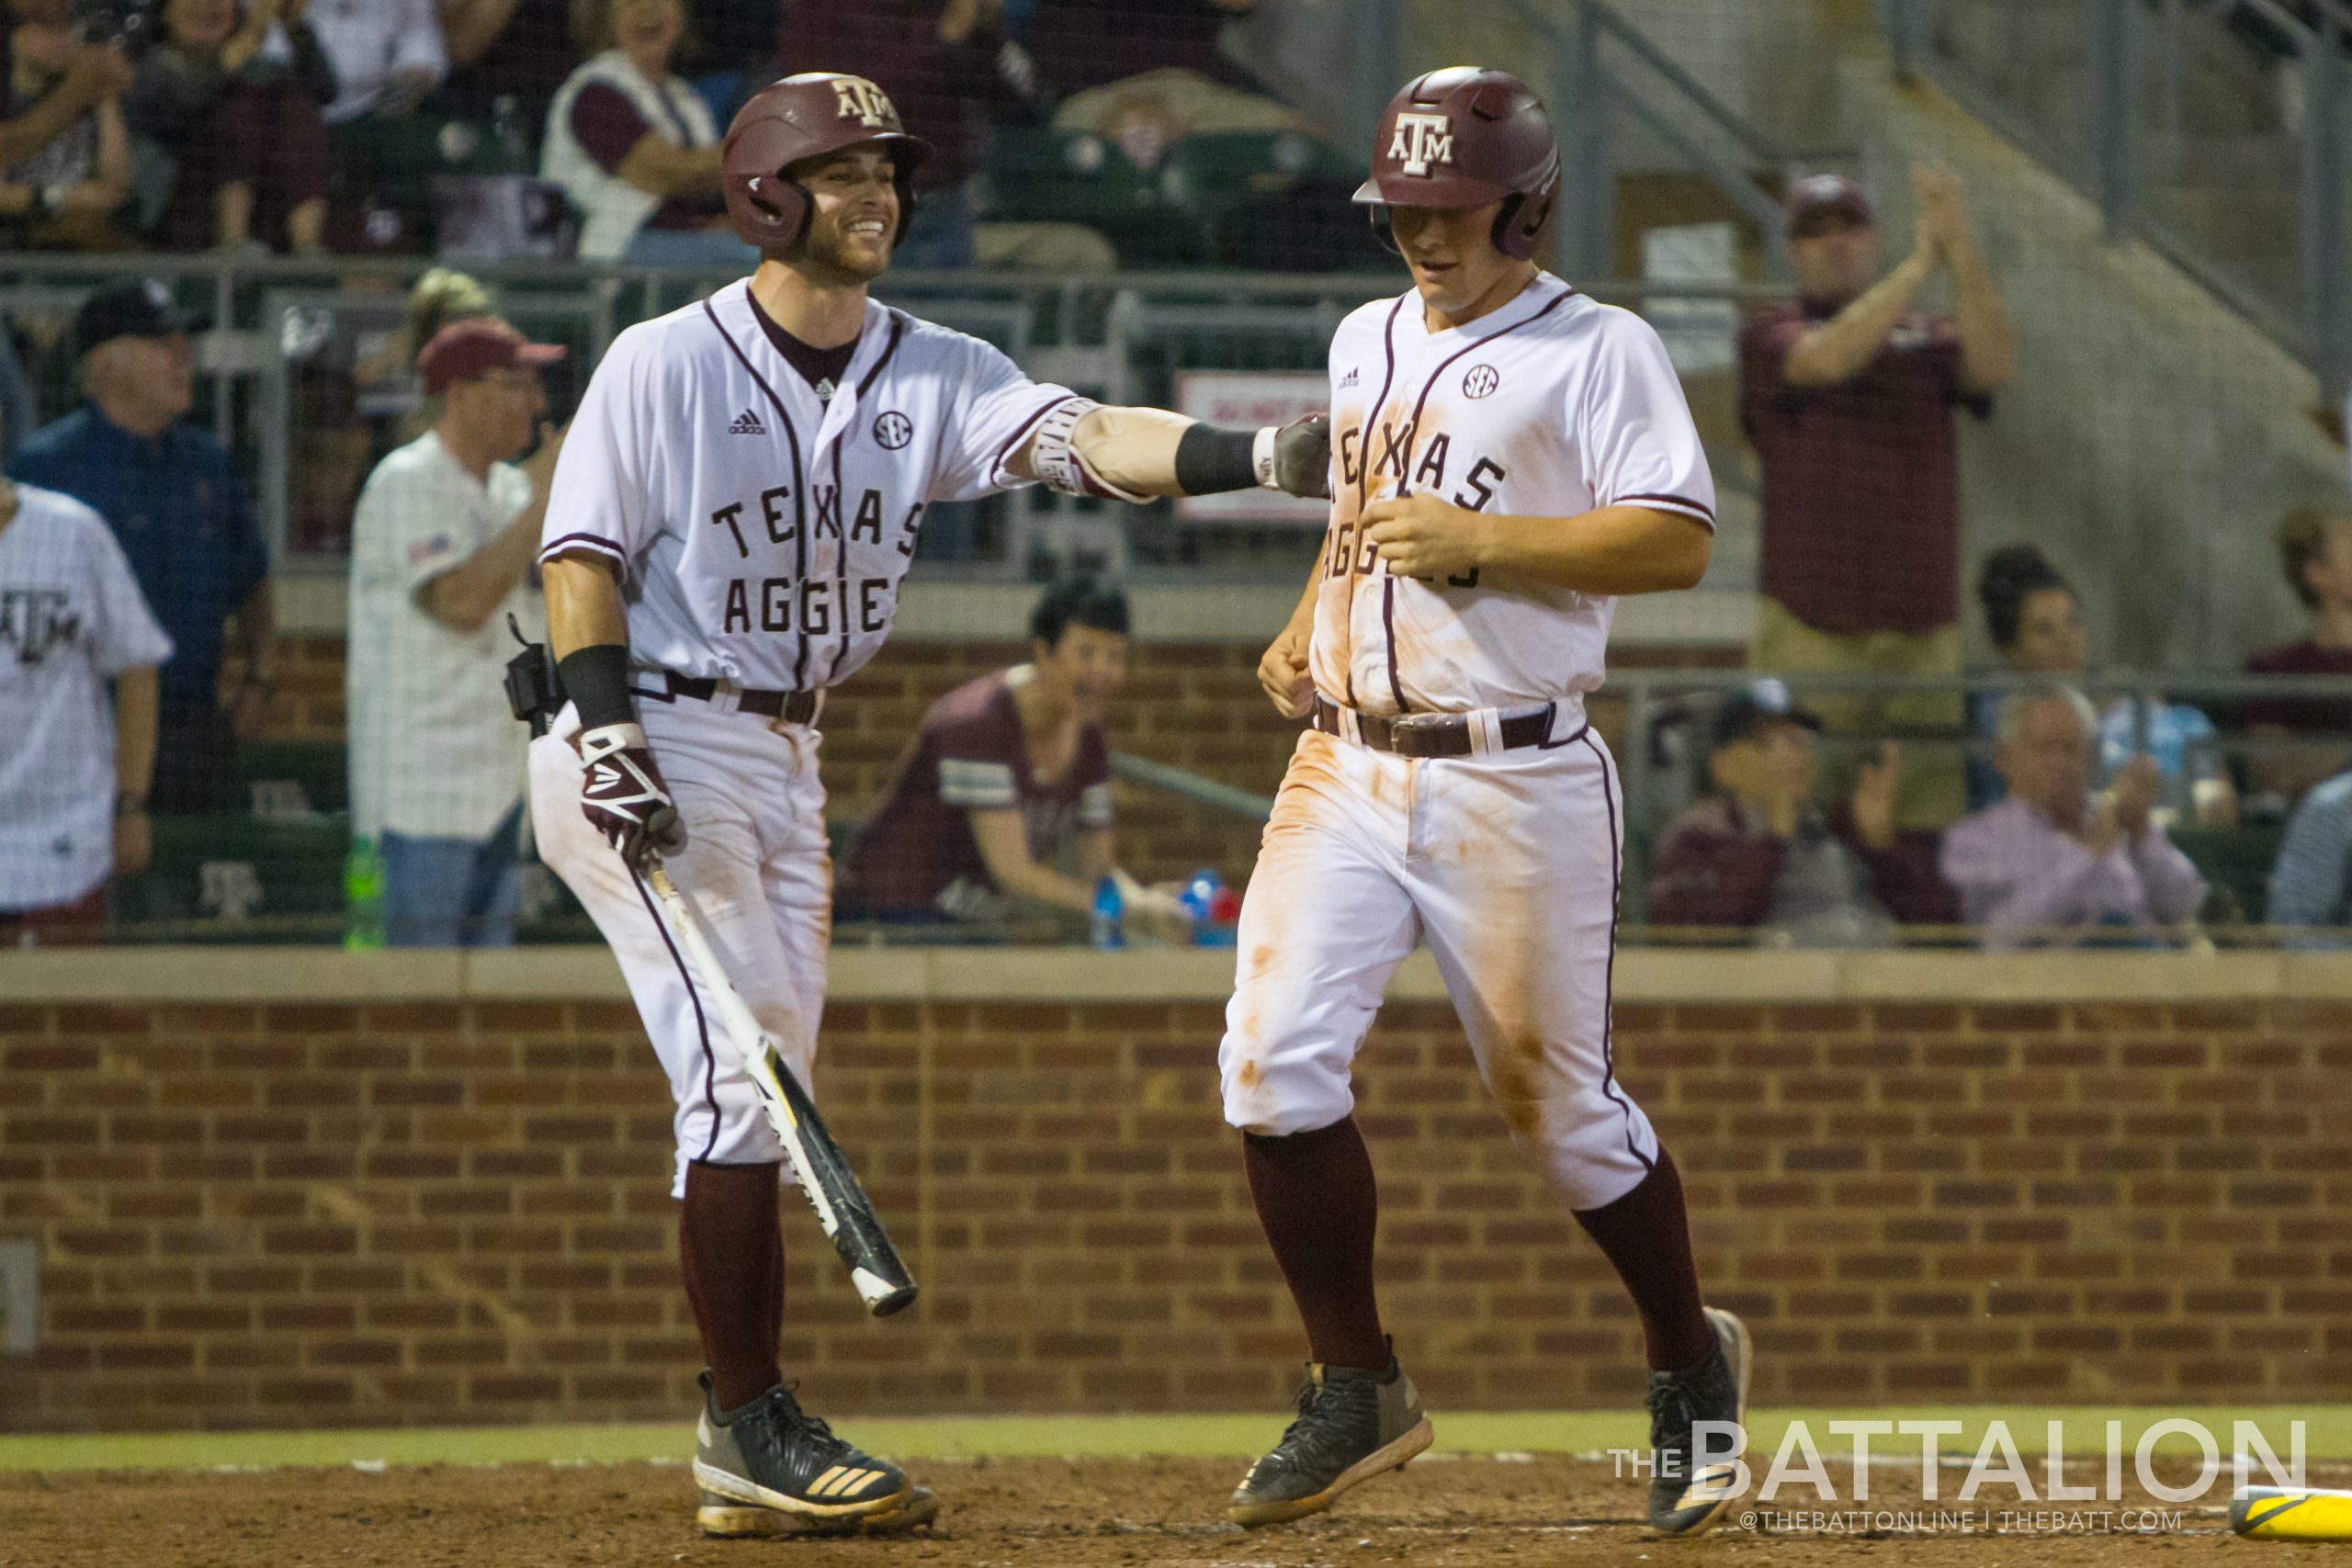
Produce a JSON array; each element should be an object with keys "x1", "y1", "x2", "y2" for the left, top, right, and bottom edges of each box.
[
  {"x1": 345, "y1": 838, "x2": 386, "y2": 951},
  {"x1": 1089, "y1": 874, "x2": 1125, "y2": 950}
]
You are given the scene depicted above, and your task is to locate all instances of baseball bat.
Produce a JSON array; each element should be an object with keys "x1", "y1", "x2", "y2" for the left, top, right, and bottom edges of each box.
[{"x1": 641, "y1": 859, "x2": 919, "y2": 1318}]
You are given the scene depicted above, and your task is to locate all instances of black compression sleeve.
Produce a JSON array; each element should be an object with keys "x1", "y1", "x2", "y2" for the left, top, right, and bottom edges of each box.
[
  {"x1": 557, "y1": 643, "x2": 637, "y2": 730},
  {"x1": 1173, "y1": 423, "x2": 1261, "y2": 495}
]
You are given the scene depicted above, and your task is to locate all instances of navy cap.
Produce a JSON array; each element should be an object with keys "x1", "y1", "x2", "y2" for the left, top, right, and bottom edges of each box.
[
  {"x1": 1713, "y1": 679, "x2": 1825, "y2": 750},
  {"x1": 73, "y1": 277, "x2": 202, "y2": 358}
]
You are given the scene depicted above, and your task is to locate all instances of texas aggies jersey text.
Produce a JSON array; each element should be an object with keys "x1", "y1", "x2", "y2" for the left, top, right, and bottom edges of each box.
[
  {"x1": 1315, "y1": 272, "x2": 1716, "y2": 716},
  {"x1": 541, "y1": 278, "x2": 1078, "y2": 689}
]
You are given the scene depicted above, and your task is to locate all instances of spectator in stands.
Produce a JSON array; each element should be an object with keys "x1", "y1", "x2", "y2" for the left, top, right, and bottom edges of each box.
[
  {"x1": 0, "y1": 472, "x2": 168, "y2": 947},
  {"x1": 1740, "y1": 167, "x2": 2017, "y2": 829},
  {"x1": 1645, "y1": 679, "x2": 1953, "y2": 945},
  {"x1": 435, "y1": 0, "x2": 574, "y2": 128},
  {"x1": 540, "y1": 0, "x2": 744, "y2": 265},
  {"x1": 127, "y1": 0, "x2": 335, "y2": 253},
  {"x1": 775, "y1": 0, "x2": 1114, "y2": 271},
  {"x1": 1940, "y1": 682, "x2": 2205, "y2": 949},
  {"x1": 346, "y1": 319, "x2": 564, "y2": 947},
  {"x1": 8, "y1": 279, "x2": 271, "y2": 814},
  {"x1": 2267, "y1": 764, "x2": 2352, "y2": 942},
  {"x1": 2243, "y1": 506, "x2": 2352, "y2": 806},
  {"x1": 1972, "y1": 544, "x2": 2233, "y2": 824},
  {"x1": 837, "y1": 576, "x2": 1187, "y2": 933},
  {"x1": 309, "y1": 0, "x2": 444, "y2": 123},
  {"x1": 1025, "y1": 0, "x2": 1304, "y2": 138},
  {"x1": 1, "y1": 0, "x2": 134, "y2": 248}
]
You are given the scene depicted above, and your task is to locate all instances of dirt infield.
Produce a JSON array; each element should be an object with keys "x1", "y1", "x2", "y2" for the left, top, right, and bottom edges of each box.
[{"x1": 4, "y1": 1453, "x2": 2331, "y2": 1567}]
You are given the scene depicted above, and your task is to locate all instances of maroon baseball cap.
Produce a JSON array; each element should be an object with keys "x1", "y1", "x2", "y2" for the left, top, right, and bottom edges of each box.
[
  {"x1": 417, "y1": 319, "x2": 565, "y2": 395},
  {"x1": 1784, "y1": 173, "x2": 1874, "y2": 232}
]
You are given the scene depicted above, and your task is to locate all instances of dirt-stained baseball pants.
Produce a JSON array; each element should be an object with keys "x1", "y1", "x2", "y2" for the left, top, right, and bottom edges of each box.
[
  {"x1": 529, "y1": 697, "x2": 829, "y2": 1198},
  {"x1": 1219, "y1": 715, "x2": 1660, "y2": 1210}
]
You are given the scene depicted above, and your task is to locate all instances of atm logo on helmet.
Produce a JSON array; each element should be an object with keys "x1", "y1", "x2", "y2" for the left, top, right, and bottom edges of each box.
[
  {"x1": 832, "y1": 76, "x2": 899, "y2": 130},
  {"x1": 1389, "y1": 112, "x2": 1454, "y2": 176}
]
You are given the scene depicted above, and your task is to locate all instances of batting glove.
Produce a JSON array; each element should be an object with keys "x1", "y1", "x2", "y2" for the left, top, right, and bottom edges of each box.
[
  {"x1": 1263, "y1": 412, "x2": 1332, "y2": 500},
  {"x1": 577, "y1": 722, "x2": 686, "y2": 868}
]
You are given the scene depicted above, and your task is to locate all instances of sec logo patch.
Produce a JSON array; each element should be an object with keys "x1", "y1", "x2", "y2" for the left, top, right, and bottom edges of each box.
[
  {"x1": 1463, "y1": 365, "x2": 1500, "y2": 399},
  {"x1": 874, "y1": 412, "x2": 914, "y2": 448}
]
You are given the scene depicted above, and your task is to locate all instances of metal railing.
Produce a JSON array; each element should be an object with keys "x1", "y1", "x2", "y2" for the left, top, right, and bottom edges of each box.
[{"x1": 1886, "y1": 0, "x2": 2352, "y2": 400}]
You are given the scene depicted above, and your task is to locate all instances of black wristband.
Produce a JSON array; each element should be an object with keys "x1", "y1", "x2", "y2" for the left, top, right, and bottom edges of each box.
[
  {"x1": 557, "y1": 643, "x2": 637, "y2": 730},
  {"x1": 1173, "y1": 423, "x2": 1261, "y2": 496}
]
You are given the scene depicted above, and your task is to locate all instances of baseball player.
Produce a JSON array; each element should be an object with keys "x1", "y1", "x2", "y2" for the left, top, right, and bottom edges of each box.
[
  {"x1": 1219, "y1": 68, "x2": 1748, "y2": 1537},
  {"x1": 526, "y1": 73, "x2": 1328, "y2": 1540}
]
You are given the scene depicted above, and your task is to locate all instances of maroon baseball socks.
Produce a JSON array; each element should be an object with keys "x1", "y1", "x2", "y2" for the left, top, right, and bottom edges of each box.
[
  {"x1": 681, "y1": 1158, "x2": 786, "y2": 1409},
  {"x1": 1242, "y1": 1118, "x2": 1391, "y2": 1371},
  {"x1": 1572, "y1": 1146, "x2": 1716, "y2": 1372}
]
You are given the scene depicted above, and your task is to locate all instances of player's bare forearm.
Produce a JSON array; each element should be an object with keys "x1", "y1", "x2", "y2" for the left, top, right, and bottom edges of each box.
[
  {"x1": 232, "y1": 580, "x2": 273, "y2": 683},
  {"x1": 1010, "y1": 402, "x2": 1332, "y2": 502},
  {"x1": 1782, "y1": 250, "x2": 1935, "y2": 388},
  {"x1": 424, "y1": 506, "x2": 545, "y2": 634},
  {"x1": 1364, "y1": 497, "x2": 1708, "y2": 595},
  {"x1": 1947, "y1": 237, "x2": 2016, "y2": 391},
  {"x1": 544, "y1": 552, "x2": 629, "y2": 659},
  {"x1": 113, "y1": 663, "x2": 157, "y2": 798},
  {"x1": 972, "y1": 808, "x2": 1097, "y2": 916}
]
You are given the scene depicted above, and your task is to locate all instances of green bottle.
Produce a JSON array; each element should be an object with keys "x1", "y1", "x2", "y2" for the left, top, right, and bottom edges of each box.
[{"x1": 345, "y1": 837, "x2": 386, "y2": 950}]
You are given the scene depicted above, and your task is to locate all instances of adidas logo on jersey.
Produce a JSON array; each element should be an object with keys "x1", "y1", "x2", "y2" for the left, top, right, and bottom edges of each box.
[
  {"x1": 1339, "y1": 367, "x2": 1360, "y2": 389},
  {"x1": 729, "y1": 409, "x2": 765, "y2": 435}
]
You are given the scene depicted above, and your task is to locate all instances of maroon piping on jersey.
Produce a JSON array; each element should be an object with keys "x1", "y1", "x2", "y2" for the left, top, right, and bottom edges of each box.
[
  {"x1": 1574, "y1": 726, "x2": 1649, "y2": 1170},
  {"x1": 540, "y1": 531, "x2": 628, "y2": 571},
  {"x1": 630, "y1": 865, "x2": 723, "y2": 1161},
  {"x1": 1377, "y1": 280, "x2": 1578, "y2": 715},
  {"x1": 814, "y1": 309, "x2": 907, "y2": 688},
  {"x1": 1347, "y1": 295, "x2": 1409, "y2": 709},
  {"x1": 703, "y1": 296, "x2": 812, "y2": 689},
  {"x1": 857, "y1": 310, "x2": 907, "y2": 397},
  {"x1": 1613, "y1": 491, "x2": 1716, "y2": 527}
]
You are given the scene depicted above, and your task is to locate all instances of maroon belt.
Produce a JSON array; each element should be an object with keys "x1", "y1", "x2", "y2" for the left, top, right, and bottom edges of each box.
[{"x1": 1311, "y1": 694, "x2": 1557, "y2": 759}]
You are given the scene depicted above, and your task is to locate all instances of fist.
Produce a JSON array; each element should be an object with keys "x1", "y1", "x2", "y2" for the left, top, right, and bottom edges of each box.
[
  {"x1": 1258, "y1": 620, "x2": 1314, "y2": 719},
  {"x1": 578, "y1": 723, "x2": 685, "y2": 868},
  {"x1": 1361, "y1": 491, "x2": 1488, "y2": 581},
  {"x1": 1271, "y1": 413, "x2": 1331, "y2": 500}
]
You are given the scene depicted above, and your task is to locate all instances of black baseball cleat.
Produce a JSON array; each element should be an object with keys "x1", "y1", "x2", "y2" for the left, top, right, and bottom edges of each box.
[
  {"x1": 1645, "y1": 1306, "x2": 1752, "y2": 1537},
  {"x1": 1228, "y1": 1353, "x2": 1434, "y2": 1528},
  {"x1": 691, "y1": 1374, "x2": 915, "y2": 1529}
]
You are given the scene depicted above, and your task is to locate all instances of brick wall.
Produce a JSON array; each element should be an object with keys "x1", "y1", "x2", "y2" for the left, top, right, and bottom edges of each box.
[
  {"x1": 261, "y1": 634, "x2": 1738, "y2": 886},
  {"x1": 4, "y1": 989, "x2": 2347, "y2": 1431}
]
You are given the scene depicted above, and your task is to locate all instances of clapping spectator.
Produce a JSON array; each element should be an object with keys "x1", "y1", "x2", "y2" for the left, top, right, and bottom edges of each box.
[
  {"x1": 2242, "y1": 507, "x2": 2352, "y2": 805},
  {"x1": 0, "y1": 473, "x2": 169, "y2": 948},
  {"x1": 1971, "y1": 544, "x2": 2232, "y2": 825},
  {"x1": 1025, "y1": 0, "x2": 1306, "y2": 139},
  {"x1": 1645, "y1": 680, "x2": 1954, "y2": 946},
  {"x1": 2, "y1": 0, "x2": 134, "y2": 248},
  {"x1": 126, "y1": 0, "x2": 334, "y2": 253},
  {"x1": 1740, "y1": 167, "x2": 2017, "y2": 829},
  {"x1": 433, "y1": 0, "x2": 571, "y2": 125},
  {"x1": 347, "y1": 319, "x2": 565, "y2": 947},
  {"x1": 7, "y1": 280, "x2": 271, "y2": 814},
  {"x1": 541, "y1": 0, "x2": 742, "y2": 265},
  {"x1": 1940, "y1": 683, "x2": 2205, "y2": 949}
]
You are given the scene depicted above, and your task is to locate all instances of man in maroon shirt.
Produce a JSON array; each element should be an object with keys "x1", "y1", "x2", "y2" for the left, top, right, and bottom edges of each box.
[
  {"x1": 1739, "y1": 167, "x2": 2016, "y2": 829},
  {"x1": 2244, "y1": 507, "x2": 2352, "y2": 803},
  {"x1": 1645, "y1": 681, "x2": 1955, "y2": 943},
  {"x1": 839, "y1": 576, "x2": 1185, "y2": 931}
]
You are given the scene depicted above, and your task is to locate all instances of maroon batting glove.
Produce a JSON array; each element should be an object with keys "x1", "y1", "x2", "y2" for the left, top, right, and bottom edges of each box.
[{"x1": 577, "y1": 722, "x2": 686, "y2": 868}]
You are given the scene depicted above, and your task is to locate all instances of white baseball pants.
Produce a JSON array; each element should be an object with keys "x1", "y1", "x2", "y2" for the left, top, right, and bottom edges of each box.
[
  {"x1": 529, "y1": 698, "x2": 829, "y2": 1198},
  {"x1": 1219, "y1": 717, "x2": 1661, "y2": 1210}
]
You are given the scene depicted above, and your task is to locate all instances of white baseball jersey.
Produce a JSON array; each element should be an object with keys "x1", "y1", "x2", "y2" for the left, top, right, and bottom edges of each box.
[
  {"x1": 0, "y1": 484, "x2": 172, "y2": 909},
  {"x1": 1314, "y1": 272, "x2": 1715, "y2": 716},
  {"x1": 346, "y1": 430, "x2": 542, "y2": 841},
  {"x1": 539, "y1": 278, "x2": 1078, "y2": 687}
]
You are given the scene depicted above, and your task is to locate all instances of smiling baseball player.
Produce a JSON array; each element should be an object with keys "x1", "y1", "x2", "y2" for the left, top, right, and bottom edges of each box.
[
  {"x1": 526, "y1": 72, "x2": 1328, "y2": 1540},
  {"x1": 1220, "y1": 68, "x2": 1748, "y2": 1537}
]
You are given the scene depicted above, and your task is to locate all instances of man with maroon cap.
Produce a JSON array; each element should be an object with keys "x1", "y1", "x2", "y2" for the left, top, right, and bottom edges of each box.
[
  {"x1": 524, "y1": 70, "x2": 1329, "y2": 1539},
  {"x1": 1738, "y1": 166, "x2": 2016, "y2": 828},
  {"x1": 346, "y1": 319, "x2": 568, "y2": 947}
]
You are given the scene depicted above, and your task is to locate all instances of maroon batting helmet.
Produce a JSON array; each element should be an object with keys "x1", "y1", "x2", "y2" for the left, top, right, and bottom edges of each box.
[
  {"x1": 720, "y1": 73, "x2": 930, "y2": 253},
  {"x1": 1354, "y1": 67, "x2": 1562, "y2": 260}
]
